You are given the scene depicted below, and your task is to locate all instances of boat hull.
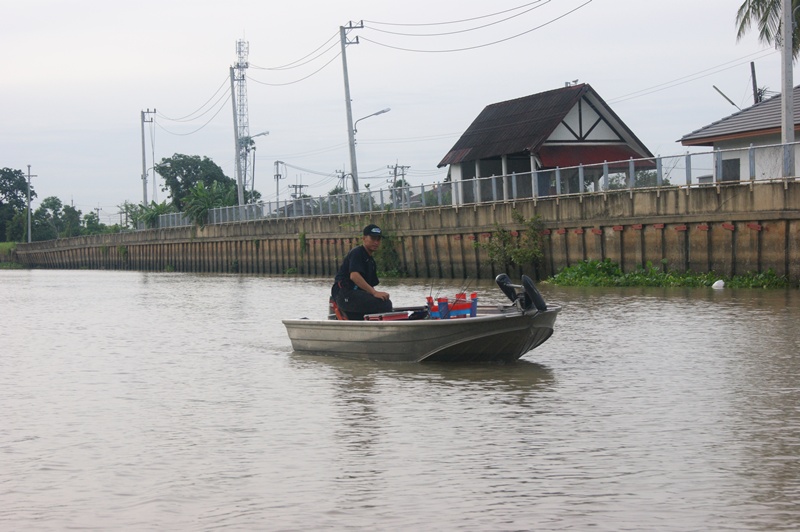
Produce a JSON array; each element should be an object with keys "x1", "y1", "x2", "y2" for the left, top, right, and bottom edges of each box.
[{"x1": 282, "y1": 306, "x2": 560, "y2": 363}]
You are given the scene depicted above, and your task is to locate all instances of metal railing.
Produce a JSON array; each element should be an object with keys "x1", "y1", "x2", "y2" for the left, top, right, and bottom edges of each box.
[{"x1": 153, "y1": 142, "x2": 800, "y2": 229}]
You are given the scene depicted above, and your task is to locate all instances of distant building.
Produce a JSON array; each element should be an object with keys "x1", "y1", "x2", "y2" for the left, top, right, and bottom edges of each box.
[
  {"x1": 680, "y1": 86, "x2": 800, "y2": 181},
  {"x1": 438, "y1": 83, "x2": 653, "y2": 203}
]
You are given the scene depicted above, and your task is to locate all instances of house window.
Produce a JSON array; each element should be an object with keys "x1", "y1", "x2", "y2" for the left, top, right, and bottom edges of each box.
[{"x1": 721, "y1": 159, "x2": 740, "y2": 182}]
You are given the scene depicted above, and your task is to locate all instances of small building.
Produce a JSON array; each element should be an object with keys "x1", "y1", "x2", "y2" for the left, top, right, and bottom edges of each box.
[
  {"x1": 438, "y1": 83, "x2": 653, "y2": 203},
  {"x1": 680, "y1": 86, "x2": 800, "y2": 180}
]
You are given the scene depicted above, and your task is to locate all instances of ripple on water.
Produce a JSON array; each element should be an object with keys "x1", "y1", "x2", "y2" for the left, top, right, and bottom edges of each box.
[{"x1": 1, "y1": 271, "x2": 799, "y2": 530}]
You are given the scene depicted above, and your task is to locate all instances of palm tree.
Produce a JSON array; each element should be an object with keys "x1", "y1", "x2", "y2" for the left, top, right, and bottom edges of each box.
[
  {"x1": 139, "y1": 201, "x2": 175, "y2": 229},
  {"x1": 736, "y1": 0, "x2": 800, "y2": 57},
  {"x1": 183, "y1": 181, "x2": 235, "y2": 227}
]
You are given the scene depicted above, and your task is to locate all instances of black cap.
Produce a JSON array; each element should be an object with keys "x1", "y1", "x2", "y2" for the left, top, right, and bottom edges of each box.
[{"x1": 363, "y1": 224, "x2": 382, "y2": 238}]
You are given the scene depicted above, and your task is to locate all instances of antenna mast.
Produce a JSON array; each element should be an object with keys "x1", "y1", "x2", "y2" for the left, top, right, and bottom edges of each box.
[{"x1": 231, "y1": 39, "x2": 250, "y2": 205}]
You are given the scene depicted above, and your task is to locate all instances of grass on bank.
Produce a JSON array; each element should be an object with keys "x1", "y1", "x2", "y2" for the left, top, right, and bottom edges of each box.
[
  {"x1": 0, "y1": 242, "x2": 24, "y2": 269},
  {"x1": 548, "y1": 259, "x2": 792, "y2": 289}
]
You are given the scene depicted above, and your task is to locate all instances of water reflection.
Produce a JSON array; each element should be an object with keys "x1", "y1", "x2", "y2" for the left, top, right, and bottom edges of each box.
[{"x1": 290, "y1": 353, "x2": 555, "y2": 395}]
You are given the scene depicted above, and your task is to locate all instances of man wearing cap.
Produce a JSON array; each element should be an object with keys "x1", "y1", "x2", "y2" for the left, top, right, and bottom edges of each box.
[{"x1": 331, "y1": 224, "x2": 392, "y2": 320}]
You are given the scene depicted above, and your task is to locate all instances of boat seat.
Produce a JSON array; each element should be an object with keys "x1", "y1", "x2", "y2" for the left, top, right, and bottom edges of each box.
[{"x1": 330, "y1": 298, "x2": 349, "y2": 320}]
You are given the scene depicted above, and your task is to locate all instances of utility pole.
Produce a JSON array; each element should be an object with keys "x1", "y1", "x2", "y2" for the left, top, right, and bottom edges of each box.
[
  {"x1": 387, "y1": 163, "x2": 410, "y2": 185},
  {"x1": 781, "y1": 0, "x2": 795, "y2": 177},
  {"x1": 289, "y1": 183, "x2": 308, "y2": 199},
  {"x1": 140, "y1": 109, "x2": 155, "y2": 205},
  {"x1": 751, "y1": 62, "x2": 760, "y2": 105},
  {"x1": 340, "y1": 21, "x2": 363, "y2": 193},
  {"x1": 274, "y1": 160, "x2": 284, "y2": 203},
  {"x1": 26, "y1": 165, "x2": 37, "y2": 243},
  {"x1": 335, "y1": 169, "x2": 348, "y2": 192}
]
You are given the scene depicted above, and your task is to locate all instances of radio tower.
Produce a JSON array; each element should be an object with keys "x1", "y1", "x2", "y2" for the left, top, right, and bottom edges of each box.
[{"x1": 230, "y1": 39, "x2": 250, "y2": 205}]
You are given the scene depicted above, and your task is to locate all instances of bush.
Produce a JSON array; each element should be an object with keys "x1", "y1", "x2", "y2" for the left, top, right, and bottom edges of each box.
[
  {"x1": 549, "y1": 259, "x2": 791, "y2": 288},
  {"x1": 474, "y1": 210, "x2": 545, "y2": 270}
]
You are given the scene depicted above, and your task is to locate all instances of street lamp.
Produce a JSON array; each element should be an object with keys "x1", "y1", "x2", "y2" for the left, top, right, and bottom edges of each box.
[
  {"x1": 349, "y1": 107, "x2": 390, "y2": 192},
  {"x1": 354, "y1": 108, "x2": 390, "y2": 134},
  {"x1": 242, "y1": 130, "x2": 269, "y2": 200}
]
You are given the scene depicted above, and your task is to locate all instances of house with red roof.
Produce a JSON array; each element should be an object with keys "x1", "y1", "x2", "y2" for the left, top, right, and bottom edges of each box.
[{"x1": 438, "y1": 83, "x2": 653, "y2": 203}]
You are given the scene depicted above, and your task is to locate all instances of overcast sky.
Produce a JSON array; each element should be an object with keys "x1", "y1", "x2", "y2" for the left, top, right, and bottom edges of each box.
[{"x1": 1, "y1": 0, "x2": 782, "y2": 223}]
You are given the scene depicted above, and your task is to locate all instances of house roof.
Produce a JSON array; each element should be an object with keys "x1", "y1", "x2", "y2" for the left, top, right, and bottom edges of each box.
[
  {"x1": 680, "y1": 86, "x2": 800, "y2": 146},
  {"x1": 438, "y1": 83, "x2": 652, "y2": 168}
]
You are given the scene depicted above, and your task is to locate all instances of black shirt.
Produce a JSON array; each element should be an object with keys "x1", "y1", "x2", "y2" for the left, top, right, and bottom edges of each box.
[{"x1": 334, "y1": 245, "x2": 379, "y2": 291}]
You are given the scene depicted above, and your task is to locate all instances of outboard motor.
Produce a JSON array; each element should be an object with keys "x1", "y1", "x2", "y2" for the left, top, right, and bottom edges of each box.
[
  {"x1": 522, "y1": 275, "x2": 547, "y2": 311},
  {"x1": 495, "y1": 273, "x2": 548, "y2": 312},
  {"x1": 495, "y1": 273, "x2": 519, "y2": 304}
]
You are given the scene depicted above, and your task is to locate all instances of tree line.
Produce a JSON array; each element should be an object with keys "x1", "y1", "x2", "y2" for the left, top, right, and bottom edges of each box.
[
  {"x1": 2, "y1": 152, "x2": 418, "y2": 242},
  {"x1": 0, "y1": 154, "x2": 246, "y2": 242}
]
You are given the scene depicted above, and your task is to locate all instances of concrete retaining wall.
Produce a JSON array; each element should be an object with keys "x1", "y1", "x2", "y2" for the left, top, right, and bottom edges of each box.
[{"x1": 14, "y1": 181, "x2": 800, "y2": 281}]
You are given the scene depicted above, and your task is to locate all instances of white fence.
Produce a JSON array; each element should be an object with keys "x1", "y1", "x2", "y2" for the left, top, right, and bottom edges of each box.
[{"x1": 155, "y1": 142, "x2": 800, "y2": 229}]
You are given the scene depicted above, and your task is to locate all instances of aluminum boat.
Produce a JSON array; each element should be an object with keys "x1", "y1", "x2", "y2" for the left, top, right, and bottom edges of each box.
[{"x1": 283, "y1": 274, "x2": 560, "y2": 363}]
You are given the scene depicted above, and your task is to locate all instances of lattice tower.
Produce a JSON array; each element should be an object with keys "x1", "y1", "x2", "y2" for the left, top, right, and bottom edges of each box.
[{"x1": 234, "y1": 40, "x2": 251, "y2": 192}]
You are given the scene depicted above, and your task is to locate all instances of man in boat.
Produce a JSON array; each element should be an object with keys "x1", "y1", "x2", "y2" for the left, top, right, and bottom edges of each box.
[{"x1": 331, "y1": 224, "x2": 392, "y2": 320}]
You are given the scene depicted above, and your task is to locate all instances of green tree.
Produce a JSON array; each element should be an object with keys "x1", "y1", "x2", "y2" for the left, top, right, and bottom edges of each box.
[
  {"x1": 155, "y1": 154, "x2": 236, "y2": 210},
  {"x1": 736, "y1": 0, "x2": 800, "y2": 58},
  {"x1": 423, "y1": 183, "x2": 452, "y2": 206},
  {"x1": 475, "y1": 211, "x2": 545, "y2": 272},
  {"x1": 139, "y1": 200, "x2": 176, "y2": 229},
  {"x1": 372, "y1": 226, "x2": 405, "y2": 276},
  {"x1": 82, "y1": 211, "x2": 108, "y2": 235},
  {"x1": 61, "y1": 204, "x2": 83, "y2": 237},
  {"x1": 183, "y1": 181, "x2": 237, "y2": 227},
  {"x1": 245, "y1": 188, "x2": 262, "y2": 204},
  {"x1": 608, "y1": 170, "x2": 672, "y2": 190},
  {"x1": 117, "y1": 200, "x2": 143, "y2": 230},
  {"x1": 0, "y1": 167, "x2": 36, "y2": 242},
  {"x1": 324, "y1": 185, "x2": 347, "y2": 214},
  {"x1": 5, "y1": 211, "x2": 25, "y2": 242},
  {"x1": 32, "y1": 196, "x2": 64, "y2": 241}
]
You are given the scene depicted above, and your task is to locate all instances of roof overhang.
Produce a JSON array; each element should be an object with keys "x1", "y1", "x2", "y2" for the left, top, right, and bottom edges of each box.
[{"x1": 680, "y1": 126, "x2": 800, "y2": 147}]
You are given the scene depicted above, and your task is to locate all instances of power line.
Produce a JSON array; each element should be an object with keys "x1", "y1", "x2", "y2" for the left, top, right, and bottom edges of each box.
[
  {"x1": 250, "y1": 31, "x2": 340, "y2": 70},
  {"x1": 364, "y1": 1, "x2": 551, "y2": 37},
  {"x1": 156, "y1": 76, "x2": 230, "y2": 122},
  {"x1": 155, "y1": 93, "x2": 231, "y2": 136},
  {"x1": 364, "y1": 0, "x2": 547, "y2": 27},
  {"x1": 358, "y1": 132, "x2": 462, "y2": 144},
  {"x1": 250, "y1": 38, "x2": 340, "y2": 71},
  {"x1": 608, "y1": 49, "x2": 778, "y2": 104},
  {"x1": 359, "y1": 1, "x2": 592, "y2": 53},
  {"x1": 258, "y1": 143, "x2": 347, "y2": 160},
  {"x1": 247, "y1": 51, "x2": 342, "y2": 87},
  {"x1": 282, "y1": 161, "x2": 340, "y2": 178}
]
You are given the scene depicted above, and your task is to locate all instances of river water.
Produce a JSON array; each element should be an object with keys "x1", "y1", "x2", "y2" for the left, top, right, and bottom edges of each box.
[{"x1": 1, "y1": 270, "x2": 799, "y2": 531}]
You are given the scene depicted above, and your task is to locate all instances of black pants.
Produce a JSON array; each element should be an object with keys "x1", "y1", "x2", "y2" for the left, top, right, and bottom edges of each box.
[{"x1": 335, "y1": 287, "x2": 392, "y2": 320}]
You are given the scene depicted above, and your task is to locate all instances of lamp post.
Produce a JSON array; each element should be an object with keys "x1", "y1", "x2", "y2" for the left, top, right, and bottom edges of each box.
[
  {"x1": 241, "y1": 130, "x2": 268, "y2": 201},
  {"x1": 349, "y1": 107, "x2": 390, "y2": 192}
]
